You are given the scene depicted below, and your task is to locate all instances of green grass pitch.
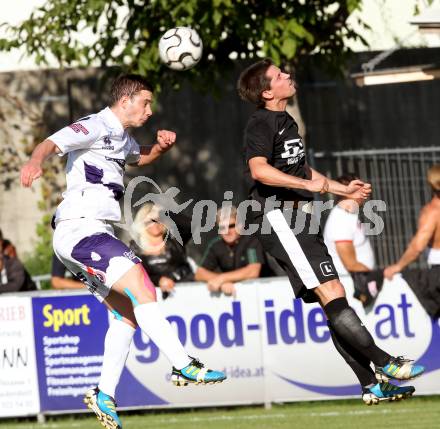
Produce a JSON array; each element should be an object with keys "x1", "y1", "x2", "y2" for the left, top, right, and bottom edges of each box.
[{"x1": 1, "y1": 396, "x2": 439, "y2": 429}]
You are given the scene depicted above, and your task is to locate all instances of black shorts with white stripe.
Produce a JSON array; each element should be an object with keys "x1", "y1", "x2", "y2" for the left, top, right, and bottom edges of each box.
[{"x1": 256, "y1": 208, "x2": 339, "y2": 303}]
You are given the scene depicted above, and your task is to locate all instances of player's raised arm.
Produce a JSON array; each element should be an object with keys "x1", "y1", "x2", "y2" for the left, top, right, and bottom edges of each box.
[
  {"x1": 384, "y1": 206, "x2": 437, "y2": 279},
  {"x1": 136, "y1": 129, "x2": 176, "y2": 166},
  {"x1": 248, "y1": 157, "x2": 329, "y2": 193},
  {"x1": 308, "y1": 165, "x2": 371, "y2": 200},
  {"x1": 20, "y1": 139, "x2": 60, "y2": 187}
]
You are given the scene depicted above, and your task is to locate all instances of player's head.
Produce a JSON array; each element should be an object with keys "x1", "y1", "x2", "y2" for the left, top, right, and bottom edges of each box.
[
  {"x1": 336, "y1": 173, "x2": 364, "y2": 205},
  {"x1": 217, "y1": 206, "x2": 240, "y2": 244},
  {"x1": 132, "y1": 203, "x2": 166, "y2": 241},
  {"x1": 110, "y1": 74, "x2": 154, "y2": 127},
  {"x1": 427, "y1": 164, "x2": 440, "y2": 196},
  {"x1": 237, "y1": 59, "x2": 296, "y2": 107}
]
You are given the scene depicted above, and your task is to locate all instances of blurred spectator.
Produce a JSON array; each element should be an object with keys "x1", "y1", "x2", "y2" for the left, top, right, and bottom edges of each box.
[
  {"x1": 0, "y1": 229, "x2": 17, "y2": 258},
  {"x1": 2, "y1": 239, "x2": 17, "y2": 258},
  {"x1": 324, "y1": 173, "x2": 383, "y2": 307},
  {"x1": 130, "y1": 203, "x2": 194, "y2": 299},
  {"x1": 0, "y1": 229, "x2": 36, "y2": 293},
  {"x1": 51, "y1": 253, "x2": 84, "y2": 289},
  {"x1": 0, "y1": 253, "x2": 36, "y2": 293},
  {"x1": 195, "y1": 206, "x2": 271, "y2": 296},
  {"x1": 384, "y1": 165, "x2": 440, "y2": 317}
]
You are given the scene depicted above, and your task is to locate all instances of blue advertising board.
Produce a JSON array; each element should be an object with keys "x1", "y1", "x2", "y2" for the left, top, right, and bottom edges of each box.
[{"x1": 32, "y1": 295, "x2": 108, "y2": 411}]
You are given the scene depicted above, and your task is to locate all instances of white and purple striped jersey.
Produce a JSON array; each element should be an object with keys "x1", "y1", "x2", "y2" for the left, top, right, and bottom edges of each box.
[{"x1": 49, "y1": 107, "x2": 141, "y2": 222}]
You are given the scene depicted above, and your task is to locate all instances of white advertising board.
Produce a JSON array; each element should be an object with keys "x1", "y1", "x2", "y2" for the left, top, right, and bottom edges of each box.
[
  {"x1": 0, "y1": 296, "x2": 40, "y2": 417},
  {"x1": 119, "y1": 275, "x2": 440, "y2": 407}
]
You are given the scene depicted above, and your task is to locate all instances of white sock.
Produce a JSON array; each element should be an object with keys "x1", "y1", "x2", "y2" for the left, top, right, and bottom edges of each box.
[
  {"x1": 98, "y1": 318, "x2": 135, "y2": 398},
  {"x1": 134, "y1": 302, "x2": 191, "y2": 369}
]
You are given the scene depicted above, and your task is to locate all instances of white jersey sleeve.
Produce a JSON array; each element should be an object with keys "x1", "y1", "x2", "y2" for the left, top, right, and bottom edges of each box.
[
  {"x1": 324, "y1": 206, "x2": 376, "y2": 274},
  {"x1": 48, "y1": 118, "x2": 100, "y2": 156},
  {"x1": 126, "y1": 135, "x2": 141, "y2": 164},
  {"x1": 325, "y1": 208, "x2": 357, "y2": 243}
]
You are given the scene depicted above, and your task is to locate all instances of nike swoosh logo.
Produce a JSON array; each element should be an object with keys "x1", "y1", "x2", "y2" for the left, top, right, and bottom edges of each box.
[{"x1": 279, "y1": 128, "x2": 285, "y2": 135}]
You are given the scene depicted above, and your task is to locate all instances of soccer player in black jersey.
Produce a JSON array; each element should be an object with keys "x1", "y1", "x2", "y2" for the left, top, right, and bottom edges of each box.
[{"x1": 237, "y1": 59, "x2": 424, "y2": 405}]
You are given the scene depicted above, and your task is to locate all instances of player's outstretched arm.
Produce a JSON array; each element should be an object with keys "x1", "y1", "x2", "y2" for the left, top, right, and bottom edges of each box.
[
  {"x1": 384, "y1": 206, "x2": 437, "y2": 279},
  {"x1": 309, "y1": 166, "x2": 372, "y2": 199},
  {"x1": 137, "y1": 129, "x2": 176, "y2": 166},
  {"x1": 20, "y1": 139, "x2": 60, "y2": 187}
]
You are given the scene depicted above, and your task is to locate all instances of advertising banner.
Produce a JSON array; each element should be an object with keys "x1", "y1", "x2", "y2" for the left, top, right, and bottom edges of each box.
[
  {"x1": 2, "y1": 274, "x2": 439, "y2": 416},
  {"x1": 259, "y1": 275, "x2": 440, "y2": 401},
  {"x1": 0, "y1": 296, "x2": 39, "y2": 417},
  {"x1": 32, "y1": 294, "x2": 109, "y2": 412},
  {"x1": 117, "y1": 283, "x2": 265, "y2": 408},
  {"x1": 116, "y1": 275, "x2": 440, "y2": 408}
]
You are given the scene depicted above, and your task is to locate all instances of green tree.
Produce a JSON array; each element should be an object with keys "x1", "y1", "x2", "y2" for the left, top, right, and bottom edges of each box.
[
  {"x1": 0, "y1": 1, "x2": 369, "y2": 278},
  {"x1": 0, "y1": 0, "x2": 368, "y2": 91}
]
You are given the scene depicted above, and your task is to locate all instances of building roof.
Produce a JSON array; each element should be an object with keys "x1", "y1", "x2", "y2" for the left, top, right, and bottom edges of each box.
[{"x1": 410, "y1": 7, "x2": 440, "y2": 29}]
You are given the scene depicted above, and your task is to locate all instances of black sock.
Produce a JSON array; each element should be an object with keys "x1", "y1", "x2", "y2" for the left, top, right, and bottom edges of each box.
[
  {"x1": 324, "y1": 297, "x2": 391, "y2": 367},
  {"x1": 327, "y1": 321, "x2": 377, "y2": 388}
]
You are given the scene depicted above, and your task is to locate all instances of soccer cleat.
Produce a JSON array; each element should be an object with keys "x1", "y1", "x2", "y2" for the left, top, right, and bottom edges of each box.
[
  {"x1": 84, "y1": 387, "x2": 122, "y2": 429},
  {"x1": 362, "y1": 382, "x2": 415, "y2": 405},
  {"x1": 171, "y1": 357, "x2": 227, "y2": 386},
  {"x1": 376, "y1": 356, "x2": 425, "y2": 382}
]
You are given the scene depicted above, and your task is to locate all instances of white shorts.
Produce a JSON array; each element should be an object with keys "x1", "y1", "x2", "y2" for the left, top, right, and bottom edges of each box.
[{"x1": 53, "y1": 218, "x2": 141, "y2": 301}]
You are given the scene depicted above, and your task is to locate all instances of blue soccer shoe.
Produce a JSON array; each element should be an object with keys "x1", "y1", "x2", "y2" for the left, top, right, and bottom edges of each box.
[
  {"x1": 84, "y1": 387, "x2": 122, "y2": 429},
  {"x1": 376, "y1": 356, "x2": 425, "y2": 382},
  {"x1": 171, "y1": 357, "x2": 227, "y2": 386},
  {"x1": 362, "y1": 382, "x2": 415, "y2": 405}
]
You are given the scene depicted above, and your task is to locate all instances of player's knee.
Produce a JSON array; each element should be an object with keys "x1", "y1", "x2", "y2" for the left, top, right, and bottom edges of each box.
[
  {"x1": 111, "y1": 308, "x2": 137, "y2": 328},
  {"x1": 122, "y1": 265, "x2": 157, "y2": 305},
  {"x1": 139, "y1": 264, "x2": 157, "y2": 301},
  {"x1": 315, "y1": 279, "x2": 345, "y2": 303}
]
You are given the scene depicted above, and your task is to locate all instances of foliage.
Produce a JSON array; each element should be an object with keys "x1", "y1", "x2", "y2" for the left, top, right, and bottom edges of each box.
[
  {"x1": 22, "y1": 159, "x2": 64, "y2": 281},
  {"x1": 413, "y1": 0, "x2": 434, "y2": 16},
  {"x1": 23, "y1": 214, "x2": 53, "y2": 281},
  {"x1": 0, "y1": 0, "x2": 368, "y2": 91},
  {"x1": 0, "y1": 86, "x2": 44, "y2": 190},
  {"x1": 23, "y1": 171, "x2": 64, "y2": 281},
  {"x1": 0, "y1": 85, "x2": 63, "y2": 280}
]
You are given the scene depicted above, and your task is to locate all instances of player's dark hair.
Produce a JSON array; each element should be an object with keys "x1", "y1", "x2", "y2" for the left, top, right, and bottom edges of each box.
[
  {"x1": 335, "y1": 173, "x2": 359, "y2": 186},
  {"x1": 237, "y1": 59, "x2": 273, "y2": 108},
  {"x1": 109, "y1": 74, "x2": 154, "y2": 106},
  {"x1": 335, "y1": 173, "x2": 360, "y2": 201}
]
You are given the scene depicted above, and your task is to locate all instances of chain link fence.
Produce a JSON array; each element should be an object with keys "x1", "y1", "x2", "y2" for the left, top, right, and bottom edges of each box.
[{"x1": 310, "y1": 147, "x2": 440, "y2": 269}]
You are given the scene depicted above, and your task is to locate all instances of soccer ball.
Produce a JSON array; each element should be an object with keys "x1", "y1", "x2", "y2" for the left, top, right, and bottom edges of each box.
[{"x1": 158, "y1": 27, "x2": 203, "y2": 71}]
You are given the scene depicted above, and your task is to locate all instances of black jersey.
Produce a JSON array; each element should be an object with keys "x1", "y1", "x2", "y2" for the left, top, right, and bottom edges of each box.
[
  {"x1": 244, "y1": 108, "x2": 313, "y2": 218},
  {"x1": 199, "y1": 235, "x2": 272, "y2": 276},
  {"x1": 131, "y1": 239, "x2": 194, "y2": 285}
]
